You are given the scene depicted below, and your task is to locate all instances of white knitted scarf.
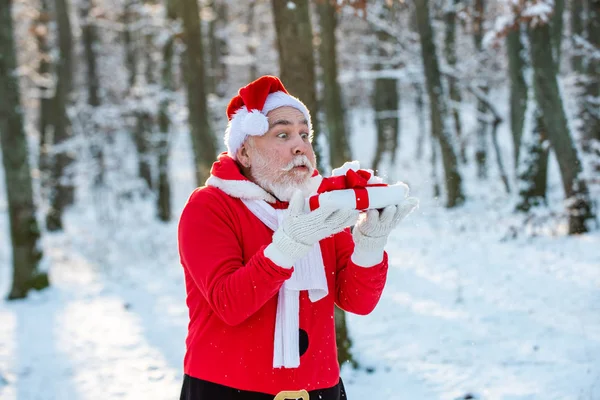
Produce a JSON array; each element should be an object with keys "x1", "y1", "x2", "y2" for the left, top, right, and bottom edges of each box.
[{"x1": 242, "y1": 199, "x2": 328, "y2": 368}]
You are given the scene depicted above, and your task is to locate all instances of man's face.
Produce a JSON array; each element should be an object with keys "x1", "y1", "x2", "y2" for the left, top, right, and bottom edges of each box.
[{"x1": 244, "y1": 106, "x2": 317, "y2": 200}]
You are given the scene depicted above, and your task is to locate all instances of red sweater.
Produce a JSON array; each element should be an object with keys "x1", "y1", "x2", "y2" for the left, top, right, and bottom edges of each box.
[{"x1": 178, "y1": 154, "x2": 388, "y2": 395}]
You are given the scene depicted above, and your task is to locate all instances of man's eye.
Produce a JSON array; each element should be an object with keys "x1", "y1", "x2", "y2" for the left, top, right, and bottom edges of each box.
[
  {"x1": 277, "y1": 133, "x2": 288, "y2": 139},
  {"x1": 300, "y1": 132, "x2": 309, "y2": 139}
]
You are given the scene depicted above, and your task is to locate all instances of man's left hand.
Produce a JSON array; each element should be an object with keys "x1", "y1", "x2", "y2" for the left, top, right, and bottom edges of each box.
[{"x1": 351, "y1": 197, "x2": 419, "y2": 267}]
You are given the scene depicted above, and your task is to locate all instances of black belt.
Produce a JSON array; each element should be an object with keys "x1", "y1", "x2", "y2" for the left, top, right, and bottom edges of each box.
[{"x1": 180, "y1": 374, "x2": 347, "y2": 400}]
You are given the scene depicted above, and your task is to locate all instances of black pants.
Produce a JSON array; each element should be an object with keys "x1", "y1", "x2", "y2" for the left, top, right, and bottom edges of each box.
[{"x1": 180, "y1": 374, "x2": 347, "y2": 400}]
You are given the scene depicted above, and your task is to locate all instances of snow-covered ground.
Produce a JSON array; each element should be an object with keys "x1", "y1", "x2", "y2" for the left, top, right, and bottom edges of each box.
[{"x1": 1, "y1": 93, "x2": 599, "y2": 400}]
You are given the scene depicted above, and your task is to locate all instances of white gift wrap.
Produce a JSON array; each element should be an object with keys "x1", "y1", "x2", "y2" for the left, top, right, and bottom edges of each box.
[{"x1": 305, "y1": 182, "x2": 409, "y2": 212}]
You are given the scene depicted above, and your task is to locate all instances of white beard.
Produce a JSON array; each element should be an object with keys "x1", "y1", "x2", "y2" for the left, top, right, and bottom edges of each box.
[
  {"x1": 249, "y1": 149, "x2": 315, "y2": 202},
  {"x1": 259, "y1": 176, "x2": 313, "y2": 202}
]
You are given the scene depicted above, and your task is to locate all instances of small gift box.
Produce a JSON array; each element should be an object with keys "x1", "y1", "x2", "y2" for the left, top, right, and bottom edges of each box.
[{"x1": 305, "y1": 161, "x2": 410, "y2": 212}]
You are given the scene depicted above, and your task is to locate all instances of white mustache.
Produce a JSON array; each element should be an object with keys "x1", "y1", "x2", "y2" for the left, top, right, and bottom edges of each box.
[{"x1": 281, "y1": 156, "x2": 312, "y2": 172}]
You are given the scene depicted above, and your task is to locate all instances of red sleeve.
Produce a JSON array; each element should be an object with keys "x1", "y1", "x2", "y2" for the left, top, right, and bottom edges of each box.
[
  {"x1": 178, "y1": 190, "x2": 293, "y2": 326},
  {"x1": 333, "y1": 228, "x2": 388, "y2": 315}
]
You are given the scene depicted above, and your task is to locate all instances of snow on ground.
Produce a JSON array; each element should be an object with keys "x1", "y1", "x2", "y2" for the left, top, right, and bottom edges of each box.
[{"x1": 1, "y1": 91, "x2": 599, "y2": 400}]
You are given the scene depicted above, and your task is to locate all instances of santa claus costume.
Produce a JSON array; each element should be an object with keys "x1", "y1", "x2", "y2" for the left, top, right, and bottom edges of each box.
[{"x1": 178, "y1": 76, "x2": 389, "y2": 400}]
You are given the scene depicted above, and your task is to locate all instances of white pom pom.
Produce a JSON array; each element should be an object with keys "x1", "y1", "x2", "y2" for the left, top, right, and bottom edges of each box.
[{"x1": 242, "y1": 109, "x2": 269, "y2": 136}]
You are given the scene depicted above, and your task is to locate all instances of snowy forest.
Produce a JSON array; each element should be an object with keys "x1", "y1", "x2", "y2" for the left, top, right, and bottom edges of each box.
[{"x1": 1, "y1": 0, "x2": 599, "y2": 398}]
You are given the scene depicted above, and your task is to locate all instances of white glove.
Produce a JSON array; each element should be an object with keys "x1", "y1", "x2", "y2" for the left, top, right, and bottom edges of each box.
[
  {"x1": 264, "y1": 190, "x2": 360, "y2": 268},
  {"x1": 351, "y1": 197, "x2": 419, "y2": 267}
]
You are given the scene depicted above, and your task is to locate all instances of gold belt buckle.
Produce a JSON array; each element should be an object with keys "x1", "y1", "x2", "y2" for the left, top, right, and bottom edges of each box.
[{"x1": 274, "y1": 389, "x2": 309, "y2": 400}]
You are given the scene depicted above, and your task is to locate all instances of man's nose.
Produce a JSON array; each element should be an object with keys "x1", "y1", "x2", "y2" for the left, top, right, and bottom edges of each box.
[{"x1": 291, "y1": 135, "x2": 307, "y2": 155}]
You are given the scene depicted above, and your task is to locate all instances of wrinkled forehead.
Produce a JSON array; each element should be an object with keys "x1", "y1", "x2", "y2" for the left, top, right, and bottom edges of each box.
[{"x1": 266, "y1": 106, "x2": 308, "y2": 128}]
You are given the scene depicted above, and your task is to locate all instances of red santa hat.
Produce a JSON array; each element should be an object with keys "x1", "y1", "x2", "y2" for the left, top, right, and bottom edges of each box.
[{"x1": 224, "y1": 75, "x2": 312, "y2": 158}]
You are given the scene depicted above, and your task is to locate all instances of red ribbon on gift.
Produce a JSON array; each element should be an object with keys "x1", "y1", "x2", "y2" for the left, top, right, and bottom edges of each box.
[{"x1": 309, "y1": 169, "x2": 387, "y2": 211}]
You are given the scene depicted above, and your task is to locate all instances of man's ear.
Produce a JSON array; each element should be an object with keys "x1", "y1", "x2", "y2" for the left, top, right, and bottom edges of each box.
[{"x1": 236, "y1": 142, "x2": 250, "y2": 168}]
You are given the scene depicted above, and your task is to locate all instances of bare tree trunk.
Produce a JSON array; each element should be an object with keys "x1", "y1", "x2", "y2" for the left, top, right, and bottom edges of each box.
[
  {"x1": 532, "y1": 111, "x2": 550, "y2": 199},
  {"x1": 123, "y1": 0, "x2": 137, "y2": 88},
  {"x1": 474, "y1": 88, "x2": 489, "y2": 179},
  {"x1": 124, "y1": 0, "x2": 150, "y2": 191},
  {"x1": 414, "y1": 82, "x2": 427, "y2": 161},
  {"x1": 144, "y1": 39, "x2": 155, "y2": 85},
  {"x1": 82, "y1": 0, "x2": 100, "y2": 106},
  {"x1": 431, "y1": 138, "x2": 441, "y2": 199},
  {"x1": 372, "y1": 78, "x2": 399, "y2": 172},
  {"x1": 207, "y1": 0, "x2": 228, "y2": 97},
  {"x1": 206, "y1": 0, "x2": 217, "y2": 95},
  {"x1": 80, "y1": 0, "x2": 105, "y2": 188},
  {"x1": 1, "y1": 0, "x2": 50, "y2": 299},
  {"x1": 144, "y1": 31, "x2": 155, "y2": 85},
  {"x1": 247, "y1": 0, "x2": 258, "y2": 82},
  {"x1": 506, "y1": 27, "x2": 528, "y2": 170},
  {"x1": 581, "y1": 0, "x2": 600, "y2": 169},
  {"x1": 415, "y1": 0, "x2": 465, "y2": 207},
  {"x1": 271, "y1": 0, "x2": 324, "y2": 173},
  {"x1": 143, "y1": 0, "x2": 158, "y2": 86},
  {"x1": 473, "y1": 0, "x2": 488, "y2": 179},
  {"x1": 571, "y1": 0, "x2": 584, "y2": 73},
  {"x1": 444, "y1": 0, "x2": 465, "y2": 163},
  {"x1": 35, "y1": 0, "x2": 53, "y2": 180},
  {"x1": 410, "y1": 6, "x2": 426, "y2": 162},
  {"x1": 55, "y1": 0, "x2": 74, "y2": 93},
  {"x1": 316, "y1": 1, "x2": 356, "y2": 368},
  {"x1": 468, "y1": 86, "x2": 510, "y2": 193},
  {"x1": 134, "y1": 112, "x2": 154, "y2": 191},
  {"x1": 46, "y1": 0, "x2": 76, "y2": 231},
  {"x1": 529, "y1": 20, "x2": 595, "y2": 234},
  {"x1": 180, "y1": 0, "x2": 217, "y2": 185},
  {"x1": 317, "y1": 0, "x2": 351, "y2": 170},
  {"x1": 490, "y1": 115, "x2": 510, "y2": 193},
  {"x1": 516, "y1": 3, "x2": 565, "y2": 216},
  {"x1": 516, "y1": 109, "x2": 550, "y2": 211},
  {"x1": 370, "y1": 3, "x2": 400, "y2": 172},
  {"x1": 552, "y1": 0, "x2": 565, "y2": 68},
  {"x1": 157, "y1": 37, "x2": 174, "y2": 222},
  {"x1": 334, "y1": 305, "x2": 357, "y2": 369},
  {"x1": 126, "y1": 0, "x2": 158, "y2": 192}
]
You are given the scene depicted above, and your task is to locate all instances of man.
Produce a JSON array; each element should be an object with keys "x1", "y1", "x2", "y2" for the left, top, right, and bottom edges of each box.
[{"x1": 178, "y1": 76, "x2": 418, "y2": 399}]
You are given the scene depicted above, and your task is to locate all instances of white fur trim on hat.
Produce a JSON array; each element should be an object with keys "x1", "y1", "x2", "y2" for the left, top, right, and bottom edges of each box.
[
  {"x1": 225, "y1": 91, "x2": 312, "y2": 159},
  {"x1": 262, "y1": 92, "x2": 311, "y2": 126}
]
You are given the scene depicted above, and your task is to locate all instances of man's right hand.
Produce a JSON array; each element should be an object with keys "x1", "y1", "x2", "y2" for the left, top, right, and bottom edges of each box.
[{"x1": 264, "y1": 190, "x2": 359, "y2": 268}]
